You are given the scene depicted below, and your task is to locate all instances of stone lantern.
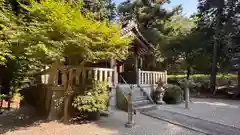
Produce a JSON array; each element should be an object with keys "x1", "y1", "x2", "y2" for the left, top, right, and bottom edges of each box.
[{"x1": 152, "y1": 79, "x2": 165, "y2": 104}]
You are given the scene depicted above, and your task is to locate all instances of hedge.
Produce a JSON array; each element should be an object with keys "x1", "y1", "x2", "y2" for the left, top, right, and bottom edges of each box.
[{"x1": 168, "y1": 74, "x2": 237, "y2": 79}]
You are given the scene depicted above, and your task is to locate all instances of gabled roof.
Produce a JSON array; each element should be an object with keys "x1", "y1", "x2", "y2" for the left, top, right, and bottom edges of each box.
[{"x1": 120, "y1": 20, "x2": 155, "y2": 54}]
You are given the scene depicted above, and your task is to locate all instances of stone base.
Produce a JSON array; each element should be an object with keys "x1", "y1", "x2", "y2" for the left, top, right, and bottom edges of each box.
[
  {"x1": 125, "y1": 121, "x2": 135, "y2": 128},
  {"x1": 156, "y1": 101, "x2": 164, "y2": 105}
]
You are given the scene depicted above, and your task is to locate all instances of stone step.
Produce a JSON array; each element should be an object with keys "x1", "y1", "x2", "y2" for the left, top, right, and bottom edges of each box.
[
  {"x1": 133, "y1": 100, "x2": 151, "y2": 106},
  {"x1": 132, "y1": 96, "x2": 148, "y2": 101},
  {"x1": 132, "y1": 88, "x2": 143, "y2": 96},
  {"x1": 134, "y1": 104, "x2": 157, "y2": 112}
]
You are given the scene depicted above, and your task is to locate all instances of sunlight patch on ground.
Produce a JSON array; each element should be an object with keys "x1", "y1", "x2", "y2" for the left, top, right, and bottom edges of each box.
[
  {"x1": 193, "y1": 101, "x2": 239, "y2": 108},
  {"x1": 3, "y1": 122, "x2": 119, "y2": 135}
]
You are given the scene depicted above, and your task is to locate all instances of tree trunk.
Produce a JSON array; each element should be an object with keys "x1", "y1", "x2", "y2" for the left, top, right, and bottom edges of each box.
[
  {"x1": 7, "y1": 92, "x2": 12, "y2": 110},
  {"x1": 7, "y1": 97, "x2": 11, "y2": 110},
  {"x1": 63, "y1": 95, "x2": 71, "y2": 123},
  {"x1": 211, "y1": 7, "x2": 221, "y2": 94}
]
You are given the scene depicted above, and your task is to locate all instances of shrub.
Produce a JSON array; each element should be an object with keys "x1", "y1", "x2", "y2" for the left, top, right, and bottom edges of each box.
[
  {"x1": 72, "y1": 81, "x2": 109, "y2": 113},
  {"x1": 168, "y1": 74, "x2": 237, "y2": 79},
  {"x1": 163, "y1": 84, "x2": 183, "y2": 104},
  {"x1": 197, "y1": 80, "x2": 210, "y2": 92}
]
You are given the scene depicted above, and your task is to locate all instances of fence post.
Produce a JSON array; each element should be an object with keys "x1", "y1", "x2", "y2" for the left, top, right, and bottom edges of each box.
[
  {"x1": 110, "y1": 59, "x2": 118, "y2": 88},
  {"x1": 185, "y1": 87, "x2": 190, "y2": 109}
]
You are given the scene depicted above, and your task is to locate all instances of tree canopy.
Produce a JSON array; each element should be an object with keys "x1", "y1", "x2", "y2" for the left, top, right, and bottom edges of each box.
[
  {"x1": 0, "y1": 0, "x2": 132, "y2": 93},
  {"x1": 118, "y1": 0, "x2": 182, "y2": 45}
]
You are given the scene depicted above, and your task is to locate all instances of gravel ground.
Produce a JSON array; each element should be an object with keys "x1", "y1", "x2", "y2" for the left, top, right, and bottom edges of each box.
[
  {"x1": 158, "y1": 98, "x2": 240, "y2": 128},
  {"x1": 0, "y1": 106, "x2": 203, "y2": 135}
]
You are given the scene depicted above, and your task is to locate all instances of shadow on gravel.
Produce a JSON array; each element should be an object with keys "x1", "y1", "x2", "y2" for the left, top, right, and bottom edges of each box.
[{"x1": 0, "y1": 103, "x2": 47, "y2": 134}]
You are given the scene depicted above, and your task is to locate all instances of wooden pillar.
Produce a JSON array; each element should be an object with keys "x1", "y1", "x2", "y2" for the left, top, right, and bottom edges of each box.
[
  {"x1": 110, "y1": 59, "x2": 117, "y2": 111},
  {"x1": 139, "y1": 57, "x2": 143, "y2": 69},
  {"x1": 110, "y1": 59, "x2": 118, "y2": 87},
  {"x1": 135, "y1": 54, "x2": 139, "y2": 86}
]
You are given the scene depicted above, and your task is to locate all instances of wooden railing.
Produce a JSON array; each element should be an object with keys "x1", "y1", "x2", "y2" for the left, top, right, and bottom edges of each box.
[
  {"x1": 42, "y1": 66, "x2": 116, "y2": 88},
  {"x1": 138, "y1": 69, "x2": 167, "y2": 85}
]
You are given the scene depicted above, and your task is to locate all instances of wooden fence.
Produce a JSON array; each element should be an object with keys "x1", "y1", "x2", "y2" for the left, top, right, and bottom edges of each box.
[
  {"x1": 138, "y1": 69, "x2": 167, "y2": 86},
  {"x1": 41, "y1": 66, "x2": 116, "y2": 88},
  {"x1": 41, "y1": 65, "x2": 167, "y2": 87}
]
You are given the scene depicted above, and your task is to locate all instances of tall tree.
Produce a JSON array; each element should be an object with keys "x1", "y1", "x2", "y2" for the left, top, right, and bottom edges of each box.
[
  {"x1": 118, "y1": 0, "x2": 182, "y2": 70},
  {"x1": 0, "y1": 0, "x2": 132, "y2": 98},
  {"x1": 197, "y1": 0, "x2": 240, "y2": 93},
  {"x1": 118, "y1": 0, "x2": 181, "y2": 44},
  {"x1": 161, "y1": 15, "x2": 212, "y2": 76}
]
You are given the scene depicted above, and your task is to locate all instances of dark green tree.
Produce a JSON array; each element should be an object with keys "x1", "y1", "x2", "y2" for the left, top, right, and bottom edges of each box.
[
  {"x1": 118, "y1": 0, "x2": 183, "y2": 70},
  {"x1": 118, "y1": 0, "x2": 182, "y2": 44},
  {"x1": 0, "y1": 0, "x2": 131, "y2": 105},
  {"x1": 197, "y1": 0, "x2": 240, "y2": 93}
]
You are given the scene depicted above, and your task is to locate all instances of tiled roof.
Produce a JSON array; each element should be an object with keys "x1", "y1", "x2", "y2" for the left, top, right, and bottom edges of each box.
[
  {"x1": 120, "y1": 20, "x2": 155, "y2": 53},
  {"x1": 120, "y1": 20, "x2": 137, "y2": 37}
]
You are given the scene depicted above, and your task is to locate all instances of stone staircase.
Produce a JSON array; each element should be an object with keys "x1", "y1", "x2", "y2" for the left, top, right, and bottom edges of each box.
[
  {"x1": 132, "y1": 87, "x2": 156, "y2": 112},
  {"x1": 116, "y1": 84, "x2": 156, "y2": 112}
]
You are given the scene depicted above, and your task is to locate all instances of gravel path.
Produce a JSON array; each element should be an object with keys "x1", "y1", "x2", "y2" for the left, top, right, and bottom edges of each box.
[
  {"x1": 142, "y1": 109, "x2": 240, "y2": 135},
  {"x1": 0, "y1": 106, "x2": 203, "y2": 135},
  {"x1": 158, "y1": 98, "x2": 240, "y2": 128}
]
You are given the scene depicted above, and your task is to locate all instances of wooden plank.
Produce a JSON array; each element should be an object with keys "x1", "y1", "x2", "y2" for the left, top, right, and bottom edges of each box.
[
  {"x1": 75, "y1": 69, "x2": 80, "y2": 85},
  {"x1": 152, "y1": 73, "x2": 154, "y2": 84},
  {"x1": 161, "y1": 73, "x2": 163, "y2": 82},
  {"x1": 148, "y1": 73, "x2": 150, "y2": 84},
  {"x1": 149, "y1": 73, "x2": 152, "y2": 84},
  {"x1": 94, "y1": 69, "x2": 97, "y2": 81},
  {"x1": 145, "y1": 73, "x2": 147, "y2": 84},
  {"x1": 99, "y1": 69, "x2": 103, "y2": 81},
  {"x1": 156, "y1": 73, "x2": 159, "y2": 83},
  {"x1": 153, "y1": 72, "x2": 157, "y2": 84},
  {"x1": 88, "y1": 69, "x2": 92, "y2": 79},
  {"x1": 86, "y1": 67, "x2": 114, "y2": 72},
  {"x1": 113, "y1": 66, "x2": 118, "y2": 87},
  {"x1": 104, "y1": 70, "x2": 108, "y2": 81},
  {"x1": 109, "y1": 71, "x2": 113, "y2": 86},
  {"x1": 137, "y1": 68, "x2": 141, "y2": 86},
  {"x1": 165, "y1": 71, "x2": 168, "y2": 84},
  {"x1": 157, "y1": 73, "x2": 160, "y2": 82}
]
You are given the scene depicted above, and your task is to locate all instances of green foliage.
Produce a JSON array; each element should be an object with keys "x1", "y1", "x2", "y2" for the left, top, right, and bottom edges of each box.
[
  {"x1": 163, "y1": 84, "x2": 183, "y2": 104},
  {"x1": 168, "y1": 74, "x2": 237, "y2": 79},
  {"x1": 0, "y1": 0, "x2": 132, "y2": 96},
  {"x1": 0, "y1": 0, "x2": 17, "y2": 65},
  {"x1": 178, "y1": 78, "x2": 197, "y2": 89},
  {"x1": 82, "y1": 0, "x2": 116, "y2": 21},
  {"x1": 0, "y1": 94, "x2": 7, "y2": 100},
  {"x1": 197, "y1": 0, "x2": 240, "y2": 72},
  {"x1": 118, "y1": 0, "x2": 184, "y2": 70},
  {"x1": 157, "y1": 15, "x2": 204, "y2": 71},
  {"x1": 120, "y1": 0, "x2": 182, "y2": 45},
  {"x1": 23, "y1": 0, "x2": 131, "y2": 63},
  {"x1": 72, "y1": 81, "x2": 109, "y2": 113}
]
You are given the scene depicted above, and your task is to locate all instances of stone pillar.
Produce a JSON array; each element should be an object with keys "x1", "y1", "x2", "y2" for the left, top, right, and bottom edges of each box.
[
  {"x1": 110, "y1": 59, "x2": 117, "y2": 111},
  {"x1": 110, "y1": 59, "x2": 118, "y2": 87}
]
